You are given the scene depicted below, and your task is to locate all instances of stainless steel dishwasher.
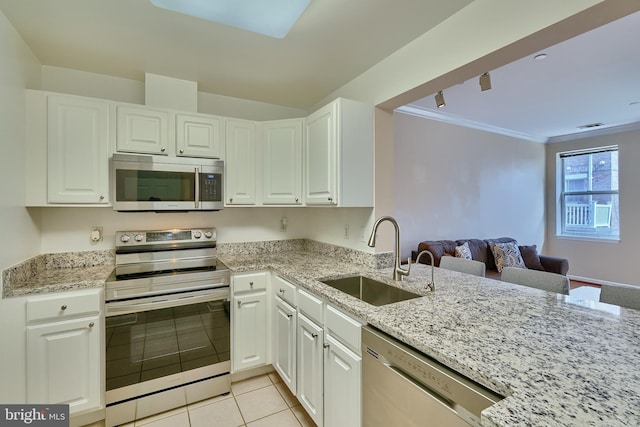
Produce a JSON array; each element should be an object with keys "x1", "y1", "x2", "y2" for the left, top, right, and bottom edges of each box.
[{"x1": 362, "y1": 326, "x2": 503, "y2": 427}]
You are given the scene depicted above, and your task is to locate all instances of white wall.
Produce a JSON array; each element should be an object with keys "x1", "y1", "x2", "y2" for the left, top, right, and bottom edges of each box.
[
  {"x1": 545, "y1": 129, "x2": 640, "y2": 286},
  {"x1": 0, "y1": 9, "x2": 41, "y2": 404},
  {"x1": 0, "y1": 11, "x2": 41, "y2": 282},
  {"x1": 393, "y1": 112, "x2": 546, "y2": 260}
]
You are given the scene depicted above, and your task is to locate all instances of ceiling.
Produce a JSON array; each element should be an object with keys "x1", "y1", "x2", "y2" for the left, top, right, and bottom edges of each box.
[
  {"x1": 0, "y1": 1, "x2": 638, "y2": 142},
  {"x1": 0, "y1": 0, "x2": 472, "y2": 109},
  {"x1": 404, "y1": 10, "x2": 640, "y2": 142}
]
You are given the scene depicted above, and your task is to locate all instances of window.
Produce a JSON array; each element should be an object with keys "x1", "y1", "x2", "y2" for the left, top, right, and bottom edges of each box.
[{"x1": 558, "y1": 146, "x2": 619, "y2": 240}]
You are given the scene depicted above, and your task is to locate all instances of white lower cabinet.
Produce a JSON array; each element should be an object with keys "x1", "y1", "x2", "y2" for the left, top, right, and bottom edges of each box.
[
  {"x1": 324, "y1": 334, "x2": 362, "y2": 427},
  {"x1": 232, "y1": 272, "x2": 269, "y2": 372},
  {"x1": 271, "y1": 274, "x2": 362, "y2": 427},
  {"x1": 273, "y1": 296, "x2": 297, "y2": 394},
  {"x1": 25, "y1": 289, "x2": 104, "y2": 425},
  {"x1": 297, "y1": 313, "x2": 324, "y2": 427}
]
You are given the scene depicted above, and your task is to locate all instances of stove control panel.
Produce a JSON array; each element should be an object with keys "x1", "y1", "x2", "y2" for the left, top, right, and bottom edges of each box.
[{"x1": 115, "y1": 228, "x2": 217, "y2": 247}]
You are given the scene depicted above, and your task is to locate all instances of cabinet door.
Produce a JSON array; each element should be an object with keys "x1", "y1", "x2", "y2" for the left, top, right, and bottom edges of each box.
[
  {"x1": 47, "y1": 95, "x2": 110, "y2": 204},
  {"x1": 27, "y1": 316, "x2": 102, "y2": 414},
  {"x1": 297, "y1": 313, "x2": 324, "y2": 427},
  {"x1": 273, "y1": 296, "x2": 297, "y2": 395},
  {"x1": 324, "y1": 333, "x2": 361, "y2": 427},
  {"x1": 232, "y1": 292, "x2": 267, "y2": 371},
  {"x1": 304, "y1": 102, "x2": 337, "y2": 205},
  {"x1": 225, "y1": 119, "x2": 257, "y2": 205},
  {"x1": 262, "y1": 119, "x2": 303, "y2": 205},
  {"x1": 176, "y1": 114, "x2": 224, "y2": 159},
  {"x1": 117, "y1": 105, "x2": 169, "y2": 155}
]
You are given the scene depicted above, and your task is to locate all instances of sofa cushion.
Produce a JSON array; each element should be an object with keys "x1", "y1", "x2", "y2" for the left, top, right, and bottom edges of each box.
[
  {"x1": 490, "y1": 241, "x2": 526, "y2": 273},
  {"x1": 483, "y1": 237, "x2": 517, "y2": 270},
  {"x1": 455, "y1": 239, "x2": 490, "y2": 266},
  {"x1": 416, "y1": 240, "x2": 457, "y2": 266},
  {"x1": 519, "y1": 245, "x2": 545, "y2": 271},
  {"x1": 454, "y1": 242, "x2": 473, "y2": 260}
]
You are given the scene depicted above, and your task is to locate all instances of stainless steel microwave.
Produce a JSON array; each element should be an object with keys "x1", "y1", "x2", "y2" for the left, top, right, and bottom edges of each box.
[{"x1": 111, "y1": 153, "x2": 224, "y2": 211}]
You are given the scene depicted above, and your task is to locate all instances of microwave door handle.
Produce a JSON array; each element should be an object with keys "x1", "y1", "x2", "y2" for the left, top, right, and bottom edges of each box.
[{"x1": 194, "y1": 167, "x2": 200, "y2": 209}]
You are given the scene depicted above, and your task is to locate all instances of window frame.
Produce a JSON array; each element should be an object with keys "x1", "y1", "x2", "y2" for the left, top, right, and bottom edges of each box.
[{"x1": 556, "y1": 145, "x2": 619, "y2": 241}]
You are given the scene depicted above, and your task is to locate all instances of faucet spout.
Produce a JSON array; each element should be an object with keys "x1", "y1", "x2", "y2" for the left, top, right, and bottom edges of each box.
[{"x1": 368, "y1": 216, "x2": 409, "y2": 281}]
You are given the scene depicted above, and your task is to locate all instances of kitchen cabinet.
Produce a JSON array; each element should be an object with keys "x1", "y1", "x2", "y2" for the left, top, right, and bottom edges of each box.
[
  {"x1": 304, "y1": 97, "x2": 373, "y2": 207},
  {"x1": 225, "y1": 118, "x2": 257, "y2": 205},
  {"x1": 116, "y1": 105, "x2": 170, "y2": 155},
  {"x1": 232, "y1": 272, "x2": 268, "y2": 372},
  {"x1": 297, "y1": 312, "x2": 324, "y2": 427},
  {"x1": 25, "y1": 90, "x2": 112, "y2": 206},
  {"x1": 176, "y1": 113, "x2": 224, "y2": 159},
  {"x1": 270, "y1": 275, "x2": 363, "y2": 427},
  {"x1": 261, "y1": 119, "x2": 303, "y2": 205},
  {"x1": 273, "y1": 296, "x2": 297, "y2": 394},
  {"x1": 25, "y1": 289, "x2": 104, "y2": 425}
]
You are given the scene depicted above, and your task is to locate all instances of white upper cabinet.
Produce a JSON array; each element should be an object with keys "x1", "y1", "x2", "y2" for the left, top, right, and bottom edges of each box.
[
  {"x1": 176, "y1": 113, "x2": 224, "y2": 159},
  {"x1": 117, "y1": 105, "x2": 170, "y2": 155},
  {"x1": 225, "y1": 118, "x2": 257, "y2": 205},
  {"x1": 261, "y1": 119, "x2": 303, "y2": 205},
  {"x1": 47, "y1": 95, "x2": 111, "y2": 204},
  {"x1": 304, "y1": 98, "x2": 373, "y2": 207}
]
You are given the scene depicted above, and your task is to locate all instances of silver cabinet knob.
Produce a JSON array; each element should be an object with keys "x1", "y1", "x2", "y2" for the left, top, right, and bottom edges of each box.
[
  {"x1": 229, "y1": 198, "x2": 233, "y2": 203},
  {"x1": 279, "y1": 289, "x2": 285, "y2": 294},
  {"x1": 295, "y1": 198, "x2": 299, "y2": 203},
  {"x1": 328, "y1": 197, "x2": 333, "y2": 202},
  {"x1": 179, "y1": 149, "x2": 184, "y2": 153},
  {"x1": 160, "y1": 147, "x2": 166, "y2": 152},
  {"x1": 287, "y1": 313, "x2": 293, "y2": 318},
  {"x1": 249, "y1": 281, "x2": 254, "y2": 287},
  {"x1": 88, "y1": 322, "x2": 95, "y2": 328},
  {"x1": 60, "y1": 305, "x2": 67, "y2": 311},
  {"x1": 99, "y1": 195, "x2": 104, "y2": 200},
  {"x1": 312, "y1": 333, "x2": 318, "y2": 339},
  {"x1": 323, "y1": 343, "x2": 330, "y2": 349}
]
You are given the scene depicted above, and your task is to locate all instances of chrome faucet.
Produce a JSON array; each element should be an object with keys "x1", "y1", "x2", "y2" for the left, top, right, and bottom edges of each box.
[
  {"x1": 412, "y1": 250, "x2": 435, "y2": 292},
  {"x1": 367, "y1": 216, "x2": 410, "y2": 281}
]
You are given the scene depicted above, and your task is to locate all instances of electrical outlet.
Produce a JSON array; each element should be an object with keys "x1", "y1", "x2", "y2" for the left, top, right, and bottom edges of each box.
[
  {"x1": 91, "y1": 226, "x2": 103, "y2": 243},
  {"x1": 360, "y1": 225, "x2": 366, "y2": 243},
  {"x1": 344, "y1": 224, "x2": 350, "y2": 239},
  {"x1": 280, "y1": 217, "x2": 287, "y2": 232}
]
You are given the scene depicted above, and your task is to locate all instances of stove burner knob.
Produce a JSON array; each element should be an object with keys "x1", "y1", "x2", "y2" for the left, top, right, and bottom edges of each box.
[
  {"x1": 120, "y1": 234, "x2": 131, "y2": 243},
  {"x1": 204, "y1": 231, "x2": 213, "y2": 239},
  {"x1": 193, "y1": 231, "x2": 202, "y2": 239},
  {"x1": 134, "y1": 234, "x2": 144, "y2": 242}
]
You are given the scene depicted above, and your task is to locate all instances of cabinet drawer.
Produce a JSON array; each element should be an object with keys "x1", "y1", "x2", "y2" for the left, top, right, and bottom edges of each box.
[
  {"x1": 26, "y1": 290, "x2": 101, "y2": 323},
  {"x1": 298, "y1": 288, "x2": 323, "y2": 325},
  {"x1": 273, "y1": 275, "x2": 297, "y2": 306},
  {"x1": 325, "y1": 304, "x2": 363, "y2": 354},
  {"x1": 234, "y1": 272, "x2": 267, "y2": 293}
]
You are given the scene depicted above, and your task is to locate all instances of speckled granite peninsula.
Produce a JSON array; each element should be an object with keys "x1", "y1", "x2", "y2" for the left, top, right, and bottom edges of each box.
[
  {"x1": 3, "y1": 241, "x2": 639, "y2": 426},
  {"x1": 219, "y1": 249, "x2": 640, "y2": 427}
]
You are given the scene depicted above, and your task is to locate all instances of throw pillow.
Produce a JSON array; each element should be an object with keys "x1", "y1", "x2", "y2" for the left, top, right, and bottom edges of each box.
[
  {"x1": 454, "y1": 242, "x2": 473, "y2": 260},
  {"x1": 490, "y1": 241, "x2": 526, "y2": 273},
  {"x1": 519, "y1": 245, "x2": 545, "y2": 271}
]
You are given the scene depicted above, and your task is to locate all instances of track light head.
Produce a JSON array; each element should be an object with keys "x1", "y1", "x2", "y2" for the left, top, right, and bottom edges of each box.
[
  {"x1": 479, "y1": 72, "x2": 492, "y2": 91},
  {"x1": 435, "y1": 91, "x2": 445, "y2": 108}
]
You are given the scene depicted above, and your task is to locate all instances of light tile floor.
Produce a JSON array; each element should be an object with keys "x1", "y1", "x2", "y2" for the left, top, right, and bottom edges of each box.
[{"x1": 120, "y1": 372, "x2": 316, "y2": 427}]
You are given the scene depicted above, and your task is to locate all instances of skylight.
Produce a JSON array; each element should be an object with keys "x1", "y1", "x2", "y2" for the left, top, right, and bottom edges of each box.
[{"x1": 149, "y1": 0, "x2": 311, "y2": 39}]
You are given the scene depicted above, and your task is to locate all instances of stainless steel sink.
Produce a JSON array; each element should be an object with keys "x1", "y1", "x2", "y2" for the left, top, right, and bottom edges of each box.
[{"x1": 321, "y1": 275, "x2": 421, "y2": 306}]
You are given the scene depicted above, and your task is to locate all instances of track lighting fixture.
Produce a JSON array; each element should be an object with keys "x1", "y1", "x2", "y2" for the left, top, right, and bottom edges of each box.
[
  {"x1": 435, "y1": 91, "x2": 445, "y2": 108},
  {"x1": 479, "y1": 72, "x2": 492, "y2": 91}
]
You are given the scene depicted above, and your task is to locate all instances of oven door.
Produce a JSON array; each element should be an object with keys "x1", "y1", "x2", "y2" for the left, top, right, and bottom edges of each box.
[{"x1": 105, "y1": 287, "x2": 230, "y2": 424}]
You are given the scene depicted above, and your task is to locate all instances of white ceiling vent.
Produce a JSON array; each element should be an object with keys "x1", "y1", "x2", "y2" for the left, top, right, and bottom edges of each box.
[{"x1": 145, "y1": 73, "x2": 198, "y2": 112}]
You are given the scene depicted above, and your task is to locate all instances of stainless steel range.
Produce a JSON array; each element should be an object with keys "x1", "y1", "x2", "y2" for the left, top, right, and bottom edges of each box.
[{"x1": 104, "y1": 228, "x2": 230, "y2": 427}]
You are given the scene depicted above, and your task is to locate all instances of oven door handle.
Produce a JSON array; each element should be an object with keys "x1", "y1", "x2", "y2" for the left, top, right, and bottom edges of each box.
[{"x1": 106, "y1": 287, "x2": 229, "y2": 316}]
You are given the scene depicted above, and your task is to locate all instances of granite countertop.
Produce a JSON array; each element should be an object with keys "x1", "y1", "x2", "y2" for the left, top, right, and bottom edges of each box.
[
  {"x1": 2, "y1": 250, "x2": 114, "y2": 298},
  {"x1": 5, "y1": 249, "x2": 639, "y2": 425},
  {"x1": 219, "y1": 252, "x2": 640, "y2": 427}
]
